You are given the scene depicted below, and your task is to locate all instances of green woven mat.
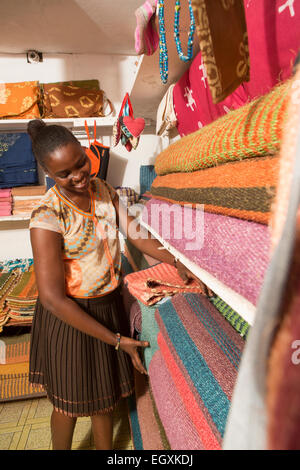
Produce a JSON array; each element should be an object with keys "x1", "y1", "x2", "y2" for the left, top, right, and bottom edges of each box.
[{"x1": 210, "y1": 295, "x2": 250, "y2": 339}]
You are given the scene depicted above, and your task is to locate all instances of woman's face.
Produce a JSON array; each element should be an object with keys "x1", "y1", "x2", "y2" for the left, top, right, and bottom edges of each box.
[{"x1": 45, "y1": 142, "x2": 91, "y2": 195}]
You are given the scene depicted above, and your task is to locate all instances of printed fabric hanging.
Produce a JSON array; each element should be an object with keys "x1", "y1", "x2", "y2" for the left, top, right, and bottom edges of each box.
[{"x1": 112, "y1": 93, "x2": 145, "y2": 152}]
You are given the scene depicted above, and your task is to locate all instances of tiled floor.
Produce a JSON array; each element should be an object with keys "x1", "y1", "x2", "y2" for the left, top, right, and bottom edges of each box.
[{"x1": 0, "y1": 397, "x2": 133, "y2": 450}]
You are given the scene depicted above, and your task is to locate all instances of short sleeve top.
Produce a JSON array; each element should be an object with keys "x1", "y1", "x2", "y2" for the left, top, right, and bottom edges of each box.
[{"x1": 29, "y1": 178, "x2": 122, "y2": 299}]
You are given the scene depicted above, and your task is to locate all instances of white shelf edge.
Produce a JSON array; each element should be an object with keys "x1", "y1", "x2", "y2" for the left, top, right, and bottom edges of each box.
[
  {"x1": 0, "y1": 116, "x2": 155, "y2": 133},
  {"x1": 0, "y1": 215, "x2": 30, "y2": 222},
  {"x1": 139, "y1": 218, "x2": 256, "y2": 326},
  {"x1": 0, "y1": 116, "x2": 116, "y2": 132}
]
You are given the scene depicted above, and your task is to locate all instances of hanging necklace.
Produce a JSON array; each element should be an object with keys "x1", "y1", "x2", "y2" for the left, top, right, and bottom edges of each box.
[
  {"x1": 174, "y1": 0, "x2": 195, "y2": 62},
  {"x1": 158, "y1": 1, "x2": 168, "y2": 84},
  {"x1": 59, "y1": 187, "x2": 92, "y2": 213}
]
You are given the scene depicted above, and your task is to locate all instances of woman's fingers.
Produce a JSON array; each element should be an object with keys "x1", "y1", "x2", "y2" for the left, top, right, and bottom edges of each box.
[
  {"x1": 132, "y1": 352, "x2": 148, "y2": 375},
  {"x1": 134, "y1": 340, "x2": 150, "y2": 348}
]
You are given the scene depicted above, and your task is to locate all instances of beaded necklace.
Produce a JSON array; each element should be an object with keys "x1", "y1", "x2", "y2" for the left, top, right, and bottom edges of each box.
[
  {"x1": 174, "y1": 0, "x2": 195, "y2": 62},
  {"x1": 158, "y1": 1, "x2": 168, "y2": 84},
  {"x1": 158, "y1": 0, "x2": 195, "y2": 84}
]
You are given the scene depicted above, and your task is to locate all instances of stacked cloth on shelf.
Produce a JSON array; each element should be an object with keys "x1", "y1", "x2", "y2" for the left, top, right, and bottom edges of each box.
[
  {"x1": 11, "y1": 185, "x2": 46, "y2": 216},
  {"x1": 155, "y1": 77, "x2": 290, "y2": 176},
  {"x1": 0, "y1": 258, "x2": 34, "y2": 273},
  {"x1": 143, "y1": 77, "x2": 296, "y2": 314},
  {"x1": 151, "y1": 156, "x2": 279, "y2": 225},
  {"x1": 0, "y1": 268, "x2": 37, "y2": 331},
  {"x1": 0, "y1": 189, "x2": 12, "y2": 216},
  {"x1": 0, "y1": 133, "x2": 38, "y2": 189},
  {"x1": 0, "y1": 259, "x2": 44, "y2": 401}
]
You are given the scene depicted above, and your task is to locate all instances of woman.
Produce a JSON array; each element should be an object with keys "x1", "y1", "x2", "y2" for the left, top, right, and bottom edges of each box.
[{"x1": 27, "y1": 119, "x2": 200, "y2": 450}]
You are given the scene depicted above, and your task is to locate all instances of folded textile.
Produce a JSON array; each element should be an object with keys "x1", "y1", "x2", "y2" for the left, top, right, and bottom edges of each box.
[
  {"x1": 0, "y1": 198, "x2": 12, "y2": 203},
  {"x1": 210, "y1": 296, "x2": 250, "y2": 339},
  {"x1": 0, "y1": 133, "x2": 37, "y2": 168},
  {"x1": 191, "y1": 0, "x2": 249, "y2": 103},
  {"x1": 6, "y1": 271, "x2": 37, "y2": 301},
  {"x1": 11, "y1": 186, "x2": 46, "y2": 196},
  {"x1": 151, "y1": 156, "x2": 279, "y2": 224},
  {"x1": 155, "y1": 79, "x2": 290, "y2": 176},
  {"x1": 140, "y1": 165, "x2": 157, "y2": 195},
  {"x1": 0, "y1": 189, "x2": 12, "y2": 198},
  {"x1": 0, "y1": 271, "x2": 22, "y2": 332},
  {"x1": 149, "y1": 349, "x2": 204, "y2": 450},
  {"x1": 0, "y1": 361, "x2": 46, "y2": 402},
  {"x1": 124, "y1": 262, "x2": 204, "y2": 306},
  {"x1": 155, "y1": 293, "x2": 245, "y2": 448},
  {"x1": 116, "y1": 187, "x2": 140, "y2": 207},
  {"x1": 0, "y1": 332, "x2": 31, "y2": 365},
  {"x1": 0, "y1": 209, "x2": 11, "y2": 216},
  {"x1": 0, "y1": 258, "x2": 34, "y2": 273},
  {"x1": 142, "y1": 198, "x2": 271, "y2": 306}
]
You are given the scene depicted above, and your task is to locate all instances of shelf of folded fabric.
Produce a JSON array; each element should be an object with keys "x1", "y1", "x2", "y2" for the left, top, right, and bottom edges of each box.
[{"x1": 138, "y1": 217, "x2": 256, "y2": 326}]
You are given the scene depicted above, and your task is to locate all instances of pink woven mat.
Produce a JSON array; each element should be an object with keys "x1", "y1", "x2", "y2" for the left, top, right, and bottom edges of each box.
[{"x1": 142, "y1": 198, "x2": 271, "y2": 305}]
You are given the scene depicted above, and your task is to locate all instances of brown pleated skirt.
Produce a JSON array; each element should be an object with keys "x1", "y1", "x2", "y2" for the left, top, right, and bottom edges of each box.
[{"x1": 29, "y1": 287, "x2": 134, "y2": 417}]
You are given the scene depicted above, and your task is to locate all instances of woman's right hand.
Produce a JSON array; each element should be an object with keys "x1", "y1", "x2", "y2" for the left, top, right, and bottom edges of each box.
[{"x1": 119, "y1": 336, "x2": 150, "y2": 375}]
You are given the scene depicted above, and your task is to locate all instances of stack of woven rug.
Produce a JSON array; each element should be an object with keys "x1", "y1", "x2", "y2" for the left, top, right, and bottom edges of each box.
[
  {"x1": 143, "y1": 78, "x2": 293, "y2": 312},
  {"x1": 126, "y1": 76, "x2": 297, "y2": 450},
  {"x1": 0, "y1": 265, "x2": 37, "y2": 331},
  {"x1": 0, "y1": 258, "x2": 45, "y2": 402}
]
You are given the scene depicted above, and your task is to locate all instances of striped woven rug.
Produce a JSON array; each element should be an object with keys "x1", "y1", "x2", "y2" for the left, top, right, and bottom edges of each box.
[
  {"x1": 150, "y1": 156, "x2": 279, "y2": 224},
  {"x1": 133, "y1": 368, "x2": 170, "y2": 450},
  {"x1": 154, "y1": 79, "x2": 291, "y2": 176},
  {"x1": 149, "y1": 349, "x2": 204, "y2": 450},
  {"x1": 154, "y1": 293, "x2": 245, "y2": 449}
]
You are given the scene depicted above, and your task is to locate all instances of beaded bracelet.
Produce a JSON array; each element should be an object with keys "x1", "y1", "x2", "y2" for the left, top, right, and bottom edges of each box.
[{"x1": 115, "y1": 333, "x2": 121, "y2": 351}]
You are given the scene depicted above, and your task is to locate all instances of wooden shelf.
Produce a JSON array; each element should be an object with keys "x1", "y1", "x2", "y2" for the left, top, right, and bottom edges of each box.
[{"x1": 139, "y1": 218, "x2": 256, "y2": 326}]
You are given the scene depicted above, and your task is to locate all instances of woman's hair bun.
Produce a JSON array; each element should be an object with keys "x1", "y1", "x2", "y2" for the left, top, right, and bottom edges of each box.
[{"x1": 27, "y1": 119, "x2": 47, "y2": 142}]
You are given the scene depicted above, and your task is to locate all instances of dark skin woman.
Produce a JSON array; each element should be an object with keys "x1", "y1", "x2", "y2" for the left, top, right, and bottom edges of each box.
[{"x1": 28, "y1": 119, "x2": 205, "y2": 450}]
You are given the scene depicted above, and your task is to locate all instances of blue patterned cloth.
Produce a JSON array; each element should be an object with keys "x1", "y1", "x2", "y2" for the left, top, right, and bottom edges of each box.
[
  {"x1": 140, "y1": 165, "x2": 157, "y2": 195},
  {"x1": 0, "y1": 133, "x2": 38, "y2": 188}
]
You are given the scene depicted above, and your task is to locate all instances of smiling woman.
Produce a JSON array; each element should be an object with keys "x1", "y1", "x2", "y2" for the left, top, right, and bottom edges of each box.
[
  {"x1": 26, "y1": 119, "x2": 150, "y2": 450},
  {"x1": 26, "y1": 119, "x2": 197, "y2": 451}
]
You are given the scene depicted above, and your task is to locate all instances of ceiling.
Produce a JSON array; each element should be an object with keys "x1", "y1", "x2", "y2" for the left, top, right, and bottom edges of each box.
[
  {"x1": 0, "y1": 0, "x2": 199, "y2": 120},
  {"x1": 0, "y1": 0, "x2": 142, "y2": 55}
]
